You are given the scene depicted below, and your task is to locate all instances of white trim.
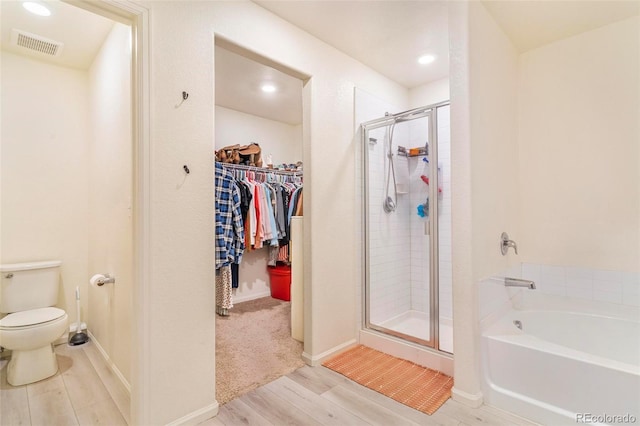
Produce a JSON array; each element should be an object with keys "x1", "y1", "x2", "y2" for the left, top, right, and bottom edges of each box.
[
  {"x1": 129, "y1": 2, "x2": 151, "y2": 424},
  {"x1": 165, "y1": 402, "x2": 220, "y2": 426},
  {"x1": 62, "y1": 1, "x2": 151, "y2": 424},
  {"x1": 302, "y1": 339, "x2": 357, "y2": 366},
  {"x1": 452, "y1": 386, "x2": 484, "y2": 408},
  {"x1": 88, "y1": 330, "x2": 131, "y2": 393},
  {"x1": 232, "y1": 290, "x2": 272, "y2": 304}
]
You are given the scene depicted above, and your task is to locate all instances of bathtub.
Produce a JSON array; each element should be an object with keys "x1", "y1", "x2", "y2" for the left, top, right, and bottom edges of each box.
[{"x1": 481, "y1": 293, "x2": 640, "y2": 425}]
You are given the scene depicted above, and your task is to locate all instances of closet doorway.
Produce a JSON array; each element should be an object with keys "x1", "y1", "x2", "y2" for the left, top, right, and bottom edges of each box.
[{"x1": 214, "y1": 38, "x2": 308, "y2": 405}]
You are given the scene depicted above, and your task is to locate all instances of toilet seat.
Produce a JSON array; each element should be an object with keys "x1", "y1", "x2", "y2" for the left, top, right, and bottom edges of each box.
[{"x1": 0, "y1": 307, "x2": 66, "y2": 329}]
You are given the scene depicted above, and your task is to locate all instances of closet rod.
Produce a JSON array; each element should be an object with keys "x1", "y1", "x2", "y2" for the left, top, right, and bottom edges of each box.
[{"x1": 220, "y1": 162, "x2": 303, "y2": 177}]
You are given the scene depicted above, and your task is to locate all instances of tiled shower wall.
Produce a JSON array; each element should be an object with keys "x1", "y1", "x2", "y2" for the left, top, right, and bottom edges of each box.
[
  {"x1": 407, "y1": 118, "x2": 430, "y2": 316},
  {"x1": 406, "y1": 105, "x2": 452, "y2": 322},
  {"x1": 367, "y1": 125, "x2": 412, "y2": 324}
]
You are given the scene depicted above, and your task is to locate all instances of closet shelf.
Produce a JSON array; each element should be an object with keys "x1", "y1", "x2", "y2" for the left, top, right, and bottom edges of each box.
[{"x1": 219, "y1": 162, "x2": 303, "y2": 177}]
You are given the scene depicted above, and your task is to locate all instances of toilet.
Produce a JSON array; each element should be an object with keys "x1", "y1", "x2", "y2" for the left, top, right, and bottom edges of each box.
[{"x1": 0, "y1": 261, "x2": 68, "y2": 386}]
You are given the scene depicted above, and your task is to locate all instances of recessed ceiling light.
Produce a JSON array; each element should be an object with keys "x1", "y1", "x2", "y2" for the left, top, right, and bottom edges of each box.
[
  {"x1": 22, "y1": 1, "x2": 51, "y2": 17},
  {"x1": 418, "y1": 54, "x2": 436, "y2": 65},
  {"x1": 261, "y1": 83, "x2": 277, "y2": 93}
]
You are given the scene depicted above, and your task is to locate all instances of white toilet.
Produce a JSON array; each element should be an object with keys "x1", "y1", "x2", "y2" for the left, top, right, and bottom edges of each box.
[{"x1": 0, "y1": 261, "x2": 68, "y2": 386}]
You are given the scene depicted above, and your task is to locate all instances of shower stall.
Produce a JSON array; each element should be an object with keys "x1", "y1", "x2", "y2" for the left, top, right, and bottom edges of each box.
[{"x1": 361, "y1": 102, "x2": 452, "y2": 354}]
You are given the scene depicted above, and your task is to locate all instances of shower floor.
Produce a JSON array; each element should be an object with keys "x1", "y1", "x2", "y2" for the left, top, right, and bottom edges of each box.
[
  {"x1": 379, "y1": 310, "x2": 430, "y2": 341},
  {"x1": 378, "y1": 310, "x2": 453, "y2": 353}
]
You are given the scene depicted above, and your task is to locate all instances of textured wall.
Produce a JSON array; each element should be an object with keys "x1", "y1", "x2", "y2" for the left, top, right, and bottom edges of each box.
[
  {"x1": 215, "y1": 106, "x2": 302, "y2": 166},
  {"x1": 0, "y1": 52, "x2": 89, "y2": 318},
  {"x1": 138, "y1": 1, "x2": 407, "y2": 423},
  {"x1": 518, "y1": 16, "x2": 640, "y2": 273},
  {"x1": 87, "y1": 22, "x2": 133, "y2": 385}
]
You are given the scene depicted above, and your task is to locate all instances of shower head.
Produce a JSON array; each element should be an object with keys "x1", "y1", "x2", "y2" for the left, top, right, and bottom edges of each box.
[{"x1": 383, "y1": 196, "x2": 396, "y2": 213}]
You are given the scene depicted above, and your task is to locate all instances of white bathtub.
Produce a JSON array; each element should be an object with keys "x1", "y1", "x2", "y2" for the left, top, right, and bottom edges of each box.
[{"x1": 481, "y1": 293, "x2": 640, "y2": 425}]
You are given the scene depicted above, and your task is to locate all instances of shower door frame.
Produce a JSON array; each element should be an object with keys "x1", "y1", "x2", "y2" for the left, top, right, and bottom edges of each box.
[{"x1": 361, "y1": 101, "x2": 449, "y2": 352}]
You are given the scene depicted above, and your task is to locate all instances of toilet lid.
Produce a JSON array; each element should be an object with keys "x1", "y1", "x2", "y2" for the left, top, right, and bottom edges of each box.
[{"x1": 0, "y1": 307, "x2": 65, "y2": 328}]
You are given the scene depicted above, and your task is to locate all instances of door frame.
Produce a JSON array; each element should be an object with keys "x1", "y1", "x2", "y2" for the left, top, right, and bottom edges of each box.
[{"x1": 63, "y1": 0, "x2": 150, "y2": 423}]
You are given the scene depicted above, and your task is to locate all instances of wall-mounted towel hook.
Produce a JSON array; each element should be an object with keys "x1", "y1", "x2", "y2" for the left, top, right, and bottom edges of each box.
[
  {"x1": 183, "y1": 165, "x2": 190, "y2": 174},
  {"x1": 175, "y1": 91, "x2": 189, "y2": 108}
]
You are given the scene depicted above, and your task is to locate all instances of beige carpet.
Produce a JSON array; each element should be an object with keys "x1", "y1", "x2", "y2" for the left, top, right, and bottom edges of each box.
[
  {"x1": 323, "y1": 345, "x2": 453, "y2": 415},
  {"x1": 216, "y1": 296, "x2": 304, "y2": 405}
]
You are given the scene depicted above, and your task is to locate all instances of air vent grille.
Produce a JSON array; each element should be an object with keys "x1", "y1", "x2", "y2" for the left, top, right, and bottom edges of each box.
[{"x1": 11, "y1": 29, "x2": 64, "y2": 57}]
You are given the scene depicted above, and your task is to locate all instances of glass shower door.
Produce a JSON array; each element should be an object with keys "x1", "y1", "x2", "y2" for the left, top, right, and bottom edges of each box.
[{"x1": 362, "y1": 107, "x2": 439, "y2": 348}]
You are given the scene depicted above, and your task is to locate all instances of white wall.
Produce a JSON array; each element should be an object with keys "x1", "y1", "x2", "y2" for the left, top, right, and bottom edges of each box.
[
  {"x1": 0, "y1": 52, "x2": 89, "y2": 318},
  {"x1": 409, "y1": 78, "x2": 450, "y2": 108},
  {"x1": 87, "y1": 23, "x2": 133, "y2": 385},
  {"x1": 469, "y1": 4, "x2": 520, "y2": 282},
  {"x1": 518, "y1": 16, "x2": 640, "y2": 273},
  {"x1": 136, "y1": 1, "x2": 408, "y2": 423},
  {"x1": 449, "y1": 0, "x2": 520, "y2": 406},
  {"x1": 215, "y1": 106, "x2": 302, "y2": 166}
]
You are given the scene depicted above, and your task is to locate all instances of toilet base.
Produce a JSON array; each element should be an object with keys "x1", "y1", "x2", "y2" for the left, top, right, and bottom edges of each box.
[{"x1": 7, "y1": 344, "x2": 58, "y2": 386}]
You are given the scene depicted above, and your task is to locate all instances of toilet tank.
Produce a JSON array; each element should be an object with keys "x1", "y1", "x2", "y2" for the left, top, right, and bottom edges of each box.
[{"x1": 0, "y1": 261, "x2": 62, "y2": 314}]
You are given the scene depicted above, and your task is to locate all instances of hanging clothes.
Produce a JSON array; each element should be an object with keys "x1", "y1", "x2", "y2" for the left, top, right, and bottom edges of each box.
[
  {"x1": 215, "y1": 162, "x2": 245, "y2": 315},
  {"x1": 216, "y1": 266, "x2": 233, "y2": 316},
  {"x1": 218, "y1": 163, "x2": 302, "y2": 270}
]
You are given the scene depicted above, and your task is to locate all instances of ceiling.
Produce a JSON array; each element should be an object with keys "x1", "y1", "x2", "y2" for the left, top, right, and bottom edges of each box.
[
  {"x1": 215, "y1": 46, "x2": 303, "y2": 125},
  {"x1": 2, "y1": 0, "x2": 637, "y2": 125},
  {"x1": 483, "y1": 0, "x2": 640, "y2": 52},
  {"x1": 255, "y1": 0, "x2": 450, "y2": 89},
  {"x1": 0, "y1": 1, "x2": 115, "y2": 70}
]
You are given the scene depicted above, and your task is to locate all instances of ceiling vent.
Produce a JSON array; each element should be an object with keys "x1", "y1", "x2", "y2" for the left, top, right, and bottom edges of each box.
[{"x1": 10, "y1": 29, "x2": 64, "y2": 57}]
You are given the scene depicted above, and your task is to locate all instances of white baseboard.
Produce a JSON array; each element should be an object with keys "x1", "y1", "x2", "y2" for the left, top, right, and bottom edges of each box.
[
  {"x1": 166, "y1": 401, "x2": 219, "y2": 426},
  {"x1": 302, "y1": 339, "x2": 358, "y2": 366},
  {"x1": 452, "y1": 386, "x2": 483, "y2": 408},
  {"x1": 232, "y1": 290, "x2": 272, "y2": 304},
  {"x1": 88, "y1": 331, "x2": 131, "y2": 393}
]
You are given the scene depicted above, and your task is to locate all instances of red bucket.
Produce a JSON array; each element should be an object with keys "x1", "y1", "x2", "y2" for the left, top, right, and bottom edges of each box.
[{"x1": 268, "y1": 265, "x2": 291, "y2": 301}]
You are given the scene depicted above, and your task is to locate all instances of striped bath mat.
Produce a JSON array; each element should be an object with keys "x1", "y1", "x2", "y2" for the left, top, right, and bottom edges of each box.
[{"x1": 323, "y1": 345, "x2": 453, "y2": 415}]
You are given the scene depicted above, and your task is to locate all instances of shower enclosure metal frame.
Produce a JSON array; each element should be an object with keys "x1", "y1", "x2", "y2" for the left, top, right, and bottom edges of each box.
[{"x1": 361, "y1": 101, "x2": 449, "y2": 351}]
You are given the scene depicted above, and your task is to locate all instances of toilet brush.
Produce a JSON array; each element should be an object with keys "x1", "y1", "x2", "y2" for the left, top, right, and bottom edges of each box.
[{"x1": 68, "y1": 286, "x2": 89, "y2": 346}]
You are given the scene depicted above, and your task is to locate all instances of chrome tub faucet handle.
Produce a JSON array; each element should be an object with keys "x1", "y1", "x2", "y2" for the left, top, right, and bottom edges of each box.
[{"x1": 501, "y1": 232, "x2": 518, "y2": 255}]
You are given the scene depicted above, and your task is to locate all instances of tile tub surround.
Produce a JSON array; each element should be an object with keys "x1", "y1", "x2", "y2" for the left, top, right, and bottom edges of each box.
[
  {"x1": 477, "y1": 264, "x2": 524, "y2": 322},
  {"x1": 521, "y1": 263, "x2": 640, "y2": 307},
  {"x1": 478, "y1": 263, "x2": 639, "y2": 326}
]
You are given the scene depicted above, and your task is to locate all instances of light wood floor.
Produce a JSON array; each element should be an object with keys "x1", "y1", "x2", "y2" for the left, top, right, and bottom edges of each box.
[
  {"x1": 203, "y1": 365, "x2": 539, "y2": 426},
  {"x1": 0, "y1": 341, "x2": 129, "y2": 426},
  {"x1": 2, "y1": 342, "x2": 538, "y2": 426}
]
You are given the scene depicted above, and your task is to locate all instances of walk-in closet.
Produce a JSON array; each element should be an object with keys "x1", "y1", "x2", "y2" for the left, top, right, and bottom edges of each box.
[{"x1": 214, "y1": 40, "x2": 305, "y2": 405}]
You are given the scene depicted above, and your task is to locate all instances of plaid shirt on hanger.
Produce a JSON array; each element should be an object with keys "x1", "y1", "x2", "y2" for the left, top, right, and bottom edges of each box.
[{"x1": 215, "y1": 162, "x2": 245, "y2": 269}]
